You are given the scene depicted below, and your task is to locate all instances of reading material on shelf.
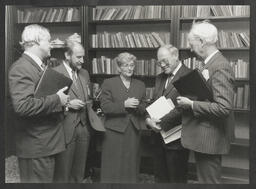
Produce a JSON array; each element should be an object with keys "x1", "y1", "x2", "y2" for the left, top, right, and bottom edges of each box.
[
  {"x1": 180, "y1": 5, "x2": 250, "y2": 17},
  {"x1": 92, "y1": 5, "x2": 172, "y2": 20},
  {"x1": 180, "y1": 31, "x2": 250, "y2": 48},
  {"x1": 91, "y1": 32, "x2": 170, "y2": 48},
  {"x1": 234, "y1": 84, "x2": 250, "y2": 110},
  {"x1": 17, "y1": 7, "x2": 80, "y2": 23},
  {"x1": 92, "y1": 56, "x2": 162, "y2": 76}
]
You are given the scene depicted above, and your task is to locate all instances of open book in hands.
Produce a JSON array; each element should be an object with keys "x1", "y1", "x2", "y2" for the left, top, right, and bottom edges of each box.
[{"x1": 146, "y1": 96, "x2": 182, "y2": 144}]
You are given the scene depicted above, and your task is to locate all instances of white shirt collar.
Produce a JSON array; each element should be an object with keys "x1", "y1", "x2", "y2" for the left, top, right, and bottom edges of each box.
[
  {"x1": 63, "y1": 60, "x2": 77, "y2": 80},
  {"x1": 172, "y1": 62, "x2": 182, "y2": 76},
  {"x1": 204, "y1": 50, "x2": 219, "y2": 65},
  {"x1": 24, "y1": 51, "x2": 44, "y2": 70}
]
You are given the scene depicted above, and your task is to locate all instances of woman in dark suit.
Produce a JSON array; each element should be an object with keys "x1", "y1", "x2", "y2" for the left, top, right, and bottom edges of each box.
[{"x1": 100, "y1": 52, "x2": 146, "y2": 183}]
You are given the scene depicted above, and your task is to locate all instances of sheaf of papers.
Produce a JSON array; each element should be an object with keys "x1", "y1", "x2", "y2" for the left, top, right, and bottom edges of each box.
[
  {"x1": 160, "y1": 125, "x2": 182, "y2": 144},
  {"x1": 146, "y1": 96, "x2": 182, "y2": 144},
  {"x1": 146, "y1": 96, "x2": 175, "y2": 120}
]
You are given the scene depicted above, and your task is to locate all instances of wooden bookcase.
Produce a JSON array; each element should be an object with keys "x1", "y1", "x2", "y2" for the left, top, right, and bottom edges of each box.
[{"x1": 6, "y1": 4, "x2": 250, "y2": 184}]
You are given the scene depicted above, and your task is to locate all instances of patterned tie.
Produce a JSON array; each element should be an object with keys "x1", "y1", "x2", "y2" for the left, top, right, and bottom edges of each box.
[
  {"x1": 72, "y1": 70, "x2": 78, "y2": 88},
  {"x1": 165, "y1": 73, "x2": 173, "y2": 89}
]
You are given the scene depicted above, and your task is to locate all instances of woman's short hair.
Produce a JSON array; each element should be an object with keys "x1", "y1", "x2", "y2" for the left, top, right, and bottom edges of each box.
[
  {"x1": 115, "y1": 52, "x2": 136, "y2": 67},
  {"x1": 188, "y1": 20, "x2": 218, "y2": 45},
  {"x1": 19, "y1": 24, "x2": 50, "y2": 49}
]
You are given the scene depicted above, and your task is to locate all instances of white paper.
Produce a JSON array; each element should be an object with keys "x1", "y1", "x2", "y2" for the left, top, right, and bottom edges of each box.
[
  {"x1": 146, "y1": 96, "x2": 174, "y2": 120},
  {"x1": 162, "y1": 128, "x2": 181, "y2": 144}
]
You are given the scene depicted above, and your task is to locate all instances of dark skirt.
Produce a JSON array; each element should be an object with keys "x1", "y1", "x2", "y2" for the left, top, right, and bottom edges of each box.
[{"x1": 100, "y1": 123, "x2": 141, "y2": 183}]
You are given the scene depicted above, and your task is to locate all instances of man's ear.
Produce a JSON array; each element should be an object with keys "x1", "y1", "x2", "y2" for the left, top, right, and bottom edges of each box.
[
  {"x1": 199, "y1": 38, "x2": 207, "y2": 47},
  {"x1": 64, "y1": 51, "x2": 70, "y2": 60}
]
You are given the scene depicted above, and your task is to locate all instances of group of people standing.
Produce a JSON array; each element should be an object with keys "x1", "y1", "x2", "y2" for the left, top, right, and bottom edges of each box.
[{"x1": 8, "y1": 20, "x2": 235, "y2": 184}]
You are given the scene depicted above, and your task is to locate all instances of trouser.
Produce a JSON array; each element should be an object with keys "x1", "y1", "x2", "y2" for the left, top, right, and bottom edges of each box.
[
  {"x1": 54, "y1": 123, "x2": 91, "y2": 183},
  {"x1": 194, "y1": 151, "x2": 222, "y2": 184},
  {"x1": 18, "y1": 155, "x2": 56, "y2": 183}
]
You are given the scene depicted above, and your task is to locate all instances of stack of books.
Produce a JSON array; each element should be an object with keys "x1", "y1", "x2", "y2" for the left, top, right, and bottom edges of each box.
[
  {"x1": 91, "y1": 31, "x2": 170, "y2": 48},
  {"x1": 92, "y1": 5, "x2": 172, "y2": 20},
  {"x1": 180, "y1": 5, "x2": 250, "y2": 17},
  {"x1": 17, "y1": 7, "x2": 80, "y2": 23}
]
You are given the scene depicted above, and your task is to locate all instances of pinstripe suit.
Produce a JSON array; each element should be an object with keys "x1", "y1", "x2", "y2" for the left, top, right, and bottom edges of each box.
[{"x1": 181, "y1": 52, "x2": 235, "y2": 183}]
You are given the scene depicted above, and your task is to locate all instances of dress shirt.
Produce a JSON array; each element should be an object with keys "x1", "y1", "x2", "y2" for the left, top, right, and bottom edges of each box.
[
  {"x1": 164, "y1": 62, "x2": 182, "y2": 89},
  {"x1": 63, "y1": 60, "x2": 77, "y2": 80}
]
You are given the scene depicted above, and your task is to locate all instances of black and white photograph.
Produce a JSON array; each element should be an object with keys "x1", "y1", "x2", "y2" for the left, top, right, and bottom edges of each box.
[{"x1": 3, "y1": 0, "x2": 253, "y2": 186}]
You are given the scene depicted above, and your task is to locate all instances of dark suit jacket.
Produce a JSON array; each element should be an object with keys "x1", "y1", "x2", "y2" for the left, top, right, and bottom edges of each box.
[
  {"x1": 8, "y1": 54, "x2": 65, "y2": 158},
  {"x1": 100, "y1": 76, "x2": 146, "y2": 133},
  {"x1": 153, "y1": 64, "x2": 191, "y2": 149},
  {"x1": 54, "y1": 63, "x2": 94, "y2": 144},
  {"x1": 181, "y1": 52, "x2": 235, "y2": 154}
]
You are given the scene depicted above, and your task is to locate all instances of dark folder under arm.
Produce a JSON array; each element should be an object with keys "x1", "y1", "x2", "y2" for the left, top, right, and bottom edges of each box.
[
  {"x1": 173, "y1": 69, "x2": 213, "y2": 101},
  {"x1": 35, "y1": 67, "x2": 73, "y2": 98}
]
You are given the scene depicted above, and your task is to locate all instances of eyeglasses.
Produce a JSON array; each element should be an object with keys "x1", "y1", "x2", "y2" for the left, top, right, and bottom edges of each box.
[
  {"x1": 157, "y1": 58, "x2": 169, "y2": 67},
  {"x1": 121, "y1": 64, "x2": 135, "y2": 69}
]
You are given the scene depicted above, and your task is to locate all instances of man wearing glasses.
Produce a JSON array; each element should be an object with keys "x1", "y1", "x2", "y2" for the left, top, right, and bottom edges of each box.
[{"x1": 146, "y1": 44, "x2": 191, "y2": 183}]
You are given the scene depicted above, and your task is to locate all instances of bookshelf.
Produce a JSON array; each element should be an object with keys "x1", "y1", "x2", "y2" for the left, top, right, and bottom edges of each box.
[
  {"x1": 6, "y1": 4, "x2": 250, "y2": 184},
  {"x1": 13, "y1": 5, "x2": 83, "y2": 62},
  {"x1": 177, "y1": 5, "x2": 250, "y2": 183}
]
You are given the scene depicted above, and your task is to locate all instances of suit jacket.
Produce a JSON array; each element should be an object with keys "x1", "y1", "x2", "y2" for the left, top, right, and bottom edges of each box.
[
  {"x1": 54, "y1": 63, "x2": 97, "y2": 144},
  {"x1": 100, "y1": 76, "x2": 146, "y2": 133},
  {"x1": 153, "y1": 64, "x2": 191, "y2": 149},
  {"x1": 181, "y1": 52, "x2": 235, "y2": 154},
  {"x1": 8, "y1": 54, "x2": 65, "y2": 158}
]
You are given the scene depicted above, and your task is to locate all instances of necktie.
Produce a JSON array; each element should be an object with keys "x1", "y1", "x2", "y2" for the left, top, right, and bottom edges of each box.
[
  {"x1": 72, "y1": 70, "x2": 78, "y2": 88},
  {"x1": 165, "y1": 73, "x2": 173, "y2": 89}
]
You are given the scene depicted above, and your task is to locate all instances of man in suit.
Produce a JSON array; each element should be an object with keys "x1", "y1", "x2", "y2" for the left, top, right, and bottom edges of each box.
[
  {"x1": 176, "y1": 20, "x2": 235, "y2": 183},
  {"x1": 8, "y1": 24, "x2": 70, "y2": 183},
  {"x1": 146, "y1": 45, "x2": 190, "y2": 183},
  {"x1": 53, "y1": 40, "x2": 94, "y2": 182}
]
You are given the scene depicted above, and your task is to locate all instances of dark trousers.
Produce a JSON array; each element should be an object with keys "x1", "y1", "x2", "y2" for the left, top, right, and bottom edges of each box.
[
  {"x1": 153, "y1": 134, "x2": 189, "y2": 183},
  {"x1": 194, "y1": 151, "x2": 222, "y2": 184},
  {"x1": 54, "y1": 123, "x2": 91, "y2": 183},
  {"x1": 18, "y1": 155, "x2": 56, "y2": 183}
]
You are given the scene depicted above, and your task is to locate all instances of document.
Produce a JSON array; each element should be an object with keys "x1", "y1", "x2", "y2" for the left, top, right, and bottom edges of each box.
[
  {"x1": 146, "y1": 96, "x2": 181, "y2": 144},
  {"x1": 35, "y1": 67, "x2": 73, "y2": 98},
  {"x1": 160, "y1": 125, "x2": 182, "y2": 144},
  {"x1": 146, "y1": 96, "x2": 174, "y2": 120},
  {"x1": 173, "y1": 69, "x2": 213, "y2": 101}
]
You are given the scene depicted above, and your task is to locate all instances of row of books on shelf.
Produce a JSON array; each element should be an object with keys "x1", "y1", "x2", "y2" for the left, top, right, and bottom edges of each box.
[
  {"x1": 91, "y1": 32, "x2": 169, "y2": 48},
  {"x1": 180, "y1": 31, "x2": 249, "y2": 48},
  {"x1": 182, "y1": 57, "x2": 249, "y2": 79},
  {"x1": 92, "y1": 57, "x2": 162, "y2": 76},
  {"x1": 92, "y1": 6, "x2": 172, "y2": 21},
  {"x1": 180, "y1": 5, "x2": 250, "y2": 17},
  {"x1": 234, "y1": 84, "x2": 249, "y2": 110},
  {"x1": 17, "y1": 7, "x2": 80, "y2": 23}
]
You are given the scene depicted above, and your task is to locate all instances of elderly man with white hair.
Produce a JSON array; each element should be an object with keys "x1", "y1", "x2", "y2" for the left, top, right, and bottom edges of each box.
[
  {"x1": 8, "y1": 24, "x2": 70, "y2": 183},
  {"x1": 176, "y1": 20, "x2": 235, "y2": 183}
]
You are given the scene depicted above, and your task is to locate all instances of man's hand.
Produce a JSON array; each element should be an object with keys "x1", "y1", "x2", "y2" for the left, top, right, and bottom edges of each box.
[
  {"x1": 124, "y1": 97, "x2": 139, "y2": 108},
  {"x1": 176, "y1": 96, "x2": 193, "y2": 109},
  {"x1": 68, "y1": 99, "x2": 85, "y2": 110},
  {"x1": 56, "y1": 86, "x2": 70, "y2": 106},
  {"x1": 146, "y1": 117, "x2": 162, "y2": 133}
]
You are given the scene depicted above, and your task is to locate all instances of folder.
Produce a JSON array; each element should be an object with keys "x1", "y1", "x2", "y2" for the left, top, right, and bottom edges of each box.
[
  {"x1": 172, "y1": 69, "x2": 213, "y2": 101},
  {"x1": 35, "y1": 67, "x2": 73, "y2": 98}
]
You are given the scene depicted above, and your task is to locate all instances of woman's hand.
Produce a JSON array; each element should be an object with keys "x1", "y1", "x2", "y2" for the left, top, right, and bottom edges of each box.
[{"x1": 124, "y1": 97, "x2": 139, "y2": 108}]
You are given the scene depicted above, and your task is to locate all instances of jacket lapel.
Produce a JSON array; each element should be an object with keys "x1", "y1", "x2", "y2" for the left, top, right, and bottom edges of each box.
[
  {"x1": 155, "y1": 74, "x2": 166, "y2": 99},
  {"x1": 59, "y1": 62, "x2": 79, "y2": 98},
  {"x1": 77, "y1": 72, "x2": 88, "y2": 100}
]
